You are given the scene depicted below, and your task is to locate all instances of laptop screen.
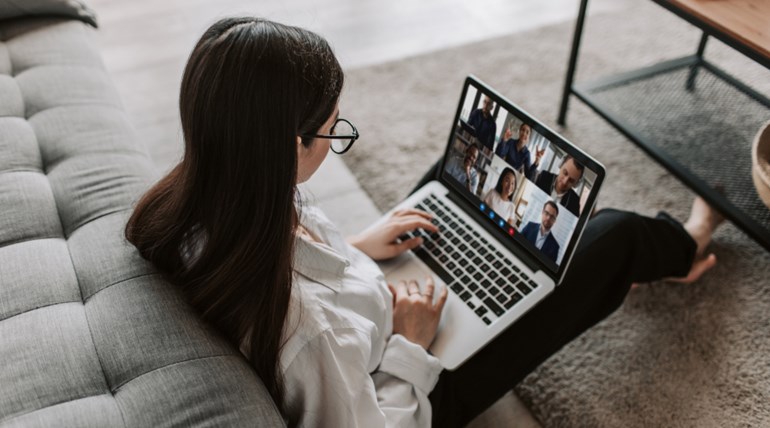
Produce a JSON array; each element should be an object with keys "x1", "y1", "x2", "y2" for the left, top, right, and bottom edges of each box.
[{"x1": 440, "y1": 76, "x2": 604, "y2": 281}]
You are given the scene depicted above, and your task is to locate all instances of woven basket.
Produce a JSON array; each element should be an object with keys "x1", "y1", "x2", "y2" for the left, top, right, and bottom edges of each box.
[{"x1": 752, "y1": 120, "x2": 770, "y2": 209}]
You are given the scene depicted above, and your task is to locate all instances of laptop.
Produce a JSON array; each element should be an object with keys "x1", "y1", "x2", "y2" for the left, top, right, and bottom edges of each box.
[{"x1": 371, "y1": 75, "x2": 605, "y2": 370}]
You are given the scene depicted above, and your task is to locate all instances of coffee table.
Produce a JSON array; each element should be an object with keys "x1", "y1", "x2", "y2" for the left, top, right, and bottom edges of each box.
[{"x1": 558, "y1": 0, "x2": 770, "y2": 251}]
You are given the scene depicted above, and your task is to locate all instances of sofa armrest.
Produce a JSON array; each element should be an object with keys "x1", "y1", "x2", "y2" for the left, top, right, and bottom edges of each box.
[{"x1": 0, "y1": 0, "x2": 97, "y2": 28}]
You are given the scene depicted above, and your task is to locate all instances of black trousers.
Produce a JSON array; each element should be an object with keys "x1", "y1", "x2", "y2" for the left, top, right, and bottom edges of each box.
[{"x1": 414, "y1": 162, "x2": 697, "y2": 427}]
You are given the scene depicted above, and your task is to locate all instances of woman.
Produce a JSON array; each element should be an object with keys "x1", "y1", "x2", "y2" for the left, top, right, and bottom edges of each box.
[
  {"x1": 126, "y1": 17, "x2": 723, "y2": 427},
  {"x1": 483, "y1": 167, "x2": 518, "y2": 225}
]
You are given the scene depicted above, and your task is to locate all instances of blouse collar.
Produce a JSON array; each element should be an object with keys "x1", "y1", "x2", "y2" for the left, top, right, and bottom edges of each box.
[{"x1": 293, "y1": 207, "x2": 351, "y2": 293}]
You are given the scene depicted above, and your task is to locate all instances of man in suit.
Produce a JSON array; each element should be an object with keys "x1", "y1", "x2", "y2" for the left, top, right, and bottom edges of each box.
[
  {"x1": 520, "y1": 201, "x2": 560, "y2": 263},
  {"x1": 534, "y1": 155, "x2": 584, "y2": 217}
]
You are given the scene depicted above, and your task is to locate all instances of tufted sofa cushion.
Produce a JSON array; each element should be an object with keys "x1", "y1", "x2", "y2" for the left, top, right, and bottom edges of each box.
[{"x1": 0, "y1": 16, "x2": 285, "y2": 427}]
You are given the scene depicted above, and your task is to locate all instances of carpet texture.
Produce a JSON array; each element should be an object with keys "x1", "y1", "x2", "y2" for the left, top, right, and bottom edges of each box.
[{"x1": 341, "y1": 2, "x2": 770, "y2": 427}]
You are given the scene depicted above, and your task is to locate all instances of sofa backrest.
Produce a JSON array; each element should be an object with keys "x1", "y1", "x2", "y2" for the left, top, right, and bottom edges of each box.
[{"x1": 0, "y1": 15, "x2": 284, "y2": 427}]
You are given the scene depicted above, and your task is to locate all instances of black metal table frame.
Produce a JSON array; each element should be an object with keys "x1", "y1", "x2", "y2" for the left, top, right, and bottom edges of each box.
[{"x1": 557, "y1": 0, "x2": 770, "y2": 252}]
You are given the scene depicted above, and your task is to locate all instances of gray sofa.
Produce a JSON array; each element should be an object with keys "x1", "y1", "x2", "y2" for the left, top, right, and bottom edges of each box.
[{"x1": 0, "y1": 2, "x2": 284, "y2": 426}]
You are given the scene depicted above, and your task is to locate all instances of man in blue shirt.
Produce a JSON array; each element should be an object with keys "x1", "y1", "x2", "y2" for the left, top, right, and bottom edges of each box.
[
  {"x1": 468, "y1": 95, "x2": 497, "y2": 155},
  {"x1": 445, "y1": 144, "x2": 480, "y2": 194},
  {"x1": 495, "y1": 123, "x2": 544, "y2": 181},
  {"x1": 520, "y1": 201, "x2": 560, "y2": 263}
]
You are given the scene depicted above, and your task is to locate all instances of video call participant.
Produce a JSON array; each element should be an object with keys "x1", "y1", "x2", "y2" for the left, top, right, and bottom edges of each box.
[
  {"x1": 446, "y1": 144, "x2": 480, "y2": 194},
  {"x1": 468, "y1": 96, "x2": 497, "y2": 155},
  {"x1": 483, "y1": 167, "x2": 517, "y2": 224},
  {"x1": 534, "y1": 155, "x2": 584, "y2": 217},
  {"x1": 494, "y1": 123, "x2": 544, "y2": 181},
  {"x1": 521, "y1": 201, "x2": 561, "y2": 263}
]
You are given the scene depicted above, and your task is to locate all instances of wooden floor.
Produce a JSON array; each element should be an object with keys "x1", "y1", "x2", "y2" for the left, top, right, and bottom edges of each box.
[{"x1": 86, "y1": 0, "x2": 623, "y2": 426}]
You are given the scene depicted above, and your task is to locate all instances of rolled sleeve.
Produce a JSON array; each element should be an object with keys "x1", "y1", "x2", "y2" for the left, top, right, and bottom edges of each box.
[{"x1": 379, "y1": 334, "x2": 443, "y2": 394}]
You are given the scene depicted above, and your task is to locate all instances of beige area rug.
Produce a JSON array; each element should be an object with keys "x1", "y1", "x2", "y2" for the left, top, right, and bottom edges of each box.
[{"x1": 341, "y1": 2, "x2": 770, "y2": 427}]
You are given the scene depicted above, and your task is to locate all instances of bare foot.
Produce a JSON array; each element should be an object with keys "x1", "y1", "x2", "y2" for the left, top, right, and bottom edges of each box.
[
  {"x1": 632, "y1": 253, "x2": 719, "y2": 288},
  {"x1": 665, "y1": 197, "x2": 724, "y2": 283},
  {"x1": 633, "y1": 199, "x2": 724, "y2": 288},
  {"x1": 666, "y1": 253, "x2": 718, "y2": 284},
  {"x1": 683, "y1": 197, "x2": 724, "y2": 257}
]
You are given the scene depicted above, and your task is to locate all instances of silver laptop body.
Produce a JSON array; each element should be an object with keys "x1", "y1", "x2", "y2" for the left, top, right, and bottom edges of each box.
[{"x1": 370, "y1": 76, "x2": 605, "y2": 369}]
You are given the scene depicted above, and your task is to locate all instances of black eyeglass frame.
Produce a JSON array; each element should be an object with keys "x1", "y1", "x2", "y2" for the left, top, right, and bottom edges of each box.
[{"x1": 303, "y1": 118, "x2": 360, "y2": 154}]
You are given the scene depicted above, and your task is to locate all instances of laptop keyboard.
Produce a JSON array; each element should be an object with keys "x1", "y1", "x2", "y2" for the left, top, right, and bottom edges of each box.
[{"x1": 399, "y1": 194, "x2": 539, "y2": 325}]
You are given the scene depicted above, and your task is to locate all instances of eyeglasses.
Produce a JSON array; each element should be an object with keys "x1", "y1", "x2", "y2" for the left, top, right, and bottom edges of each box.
[{"x1": 303, "y1": 118, "x2": 360, "y2": 154}]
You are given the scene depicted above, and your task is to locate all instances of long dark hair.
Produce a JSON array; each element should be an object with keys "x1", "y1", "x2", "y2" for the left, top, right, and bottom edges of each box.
[
  {"x1": 125, "y1": 17, "x2": 344, "y2": 408},
  {"x1": 494, "y1": 167, "x2": 517, "y2": 201}
]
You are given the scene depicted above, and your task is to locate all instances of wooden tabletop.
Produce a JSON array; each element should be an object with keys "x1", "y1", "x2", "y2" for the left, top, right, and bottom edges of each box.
[{"x1": 662, "y1": 0, "x2": 770, "y2": 63}]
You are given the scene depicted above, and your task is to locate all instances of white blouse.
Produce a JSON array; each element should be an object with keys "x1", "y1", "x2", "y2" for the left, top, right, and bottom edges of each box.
[
  {"x1": 483, "y1": 189, "x2": 516, "y2": 223},
  {"x1": 274, "y1": 205, "x2": 443, "y2": 427}
]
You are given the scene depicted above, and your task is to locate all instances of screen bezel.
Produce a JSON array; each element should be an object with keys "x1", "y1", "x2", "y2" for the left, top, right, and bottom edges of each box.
[{"x1": 438, "y1": 75, "x2": 605, "y2": 284}]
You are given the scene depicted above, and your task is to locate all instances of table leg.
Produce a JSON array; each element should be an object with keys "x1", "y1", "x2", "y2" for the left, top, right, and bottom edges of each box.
[
  {"x1": 685, "y1": 32, "x2": 709, "y2": 91},
  {"x1": 558, "y1": 0, "x2": 590, "y2": 126}
]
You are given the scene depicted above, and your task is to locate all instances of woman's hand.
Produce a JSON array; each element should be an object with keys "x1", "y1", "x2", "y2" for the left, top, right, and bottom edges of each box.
[
  {"x1": 388, "y1": 276, "x2": 448, "y2": 350},
  {"x1": 348, "y1": 209, "x2": 438, "y2": 261}
]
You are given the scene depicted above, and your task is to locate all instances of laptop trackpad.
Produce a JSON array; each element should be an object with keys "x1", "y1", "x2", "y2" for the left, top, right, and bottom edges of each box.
[{"x1": 381, "y1": 250, "x2": 487, "y2": 370}]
